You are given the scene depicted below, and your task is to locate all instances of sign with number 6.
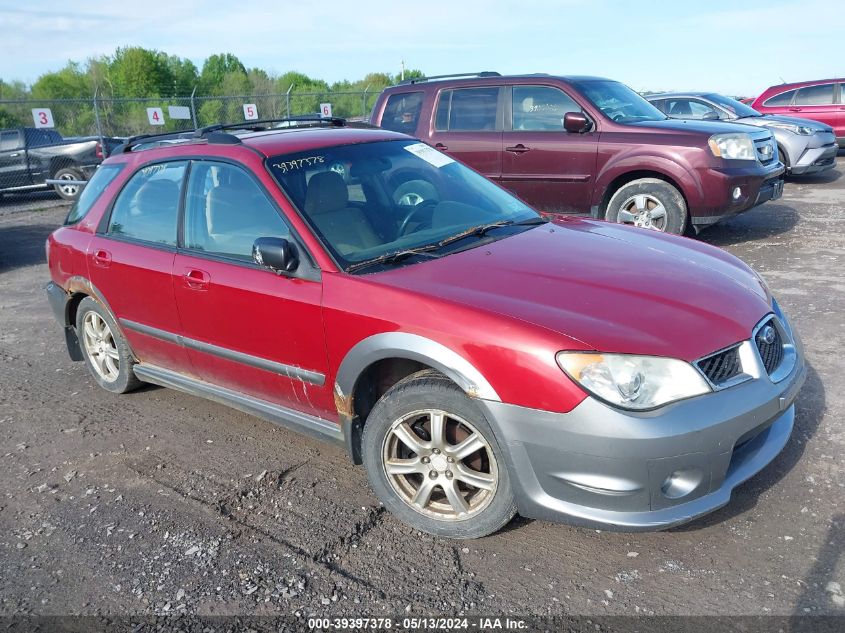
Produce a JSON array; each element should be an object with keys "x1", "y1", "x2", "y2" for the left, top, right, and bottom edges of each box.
[
  {"x1": 31, "y1": 108, "x2": 55, "y2": 128},
  {"x1": 147, "y1": 107, "x2": 165, "y2": 126},
  {"x1": 320, "y1": 103, "x2": 332, "y2": 118},
  {"x1": 243, "y1": 104, "x2": 258, "y2": 120}
]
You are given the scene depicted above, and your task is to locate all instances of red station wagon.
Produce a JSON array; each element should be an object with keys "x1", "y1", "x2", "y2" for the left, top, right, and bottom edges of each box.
[{"x1": 46, "y1": 120, "x2": 805, "y2": 538}]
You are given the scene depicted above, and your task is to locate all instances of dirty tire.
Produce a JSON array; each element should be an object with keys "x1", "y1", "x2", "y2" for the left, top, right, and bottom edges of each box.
[
  {"x1": 52, "y1": 167, "x2": 85, "y2": 200},
  {"x1": 75, "y1": 297, "x2": 142, "y2": 394},
  {"x1": 362, "y1": 371, "x2": 517, "y2": 539},
  {"x1": 605, "y1": 178, "x2": 687, "y2": 234}
]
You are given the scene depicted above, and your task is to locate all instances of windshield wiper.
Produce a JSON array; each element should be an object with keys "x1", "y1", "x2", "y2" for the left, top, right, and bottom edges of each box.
[{"x1": 346, "y1": 216, "x2": 547, "y2": 273}]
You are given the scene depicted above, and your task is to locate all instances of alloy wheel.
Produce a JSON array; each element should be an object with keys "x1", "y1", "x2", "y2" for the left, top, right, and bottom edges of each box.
[
  {"x1": 81, "y1": 311, "x2": 120, "y2": 382},
  {"x1": 616, "y1": 193, "x2": 668, "y2": 231}
]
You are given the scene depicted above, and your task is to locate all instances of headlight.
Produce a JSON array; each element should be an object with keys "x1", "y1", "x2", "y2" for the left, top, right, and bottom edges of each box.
[
  {"x1": 557, "y1": 352, "x2": 711, "y2": 410},
  {"x1": 708, "y1": 133, "x2": 756, "y2": 160},
  {"x1": 766, "y1": 122, "x2": 814, "y2": 136}
]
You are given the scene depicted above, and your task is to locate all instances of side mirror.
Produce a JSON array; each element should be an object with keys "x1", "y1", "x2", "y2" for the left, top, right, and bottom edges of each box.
[
  {"x1": 563, "y1": 112, "x2": 591, "y2": 133},
  {"x1": 702, "y1": 111, "x2": 720, "y2": 121},
  {"x1": 252, "y1": 237, "x2": 299, "y2": 274}
]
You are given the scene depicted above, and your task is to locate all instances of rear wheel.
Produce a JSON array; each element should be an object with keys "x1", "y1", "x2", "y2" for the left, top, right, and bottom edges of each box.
[
  {"x1": 53, "y1": 167, "x2": 85, "y2": 200},
  {"x1": 362, "y1": 371, "x2": 516, "y2": 539},
  {"x1": 605, "y1": 178, "x2": 687, "y2": 234},
  {"x1": 76, "y1": 297, "x2": 142, "y2": 394}
]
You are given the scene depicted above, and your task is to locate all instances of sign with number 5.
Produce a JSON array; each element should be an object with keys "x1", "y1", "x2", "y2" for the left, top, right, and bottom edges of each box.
[
  {"x1": 320, "y1": 103, "x2": 332, "y2": 118},
  {"x1": 243, "y1": 104, "x2": 258, "y2": 120},
  {"x1": 31, "y1": 108, "x2": 55, "y2": 128},
  {"x1": 147, "y1": 107, "x2": 165, "y2": 126}
]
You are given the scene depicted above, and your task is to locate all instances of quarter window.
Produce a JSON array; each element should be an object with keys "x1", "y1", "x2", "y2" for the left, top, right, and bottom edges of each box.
[
  {"x1": 434, "y1": 87, "x2": 499, "y2": 131},
  {"x1": 512, "y1": 86, "x2": 581, "y2": 131},
  {"x1": 183, "y1": 162, "x2": 290, "y2": 261},
  {"x1": 794, "y1": 83, "x2": 834, "y2": 105},
  {"x1": 107, "y1": 161, "x2": 187, "y2": 246},
  {"x1": 763, "y1": 89, "x2": 796, "y2": 107},
  {"x1": 380, "y1": 92, "x2": 424, "y2": 134}
]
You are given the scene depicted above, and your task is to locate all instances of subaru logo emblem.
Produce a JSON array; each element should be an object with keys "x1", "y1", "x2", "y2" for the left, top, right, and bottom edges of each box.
[{"x1": 761, "y1": 326, "x2": 776, "y2": 345}]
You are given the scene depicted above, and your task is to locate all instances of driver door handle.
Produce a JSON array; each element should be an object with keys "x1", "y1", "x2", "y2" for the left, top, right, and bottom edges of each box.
[
  {"x1": 183, "y1": 268, "x2": 210, "y2": 291},
  {"x1": 505, "y1": 144, "x2": 531, "y2": 154}
]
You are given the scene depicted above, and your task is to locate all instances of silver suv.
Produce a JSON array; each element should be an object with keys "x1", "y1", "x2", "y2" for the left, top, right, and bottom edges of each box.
[{"x1": 647, "y1": 92, "x2": 838, "y2": 176}]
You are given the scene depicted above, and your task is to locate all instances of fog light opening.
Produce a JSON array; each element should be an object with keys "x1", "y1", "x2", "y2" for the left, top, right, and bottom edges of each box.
[
  {"x1": 732, "y1": 186, "x2": 742, "y2": 200},
  {"x1": 661, "y1": 468, "x2": 703, "y2": 499}
]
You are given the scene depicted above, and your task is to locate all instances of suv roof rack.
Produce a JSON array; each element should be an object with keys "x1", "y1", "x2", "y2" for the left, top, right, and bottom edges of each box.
[
  {"x1": 399, "y1": 71, "x2": 501, "y2": 85},
  {"x1": 115, "y1": 117, "x2": 361, "y2": 153}
]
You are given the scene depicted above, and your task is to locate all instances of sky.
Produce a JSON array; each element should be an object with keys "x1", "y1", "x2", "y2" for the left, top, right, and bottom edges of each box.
[{"x1": 0, "y1": 0, "x2": 843, "y2": 97}]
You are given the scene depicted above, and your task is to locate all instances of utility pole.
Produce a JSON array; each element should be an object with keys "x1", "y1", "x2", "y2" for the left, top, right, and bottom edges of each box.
[{"x1": 401, "y1": 60, "x2": 405, "y2": 82}]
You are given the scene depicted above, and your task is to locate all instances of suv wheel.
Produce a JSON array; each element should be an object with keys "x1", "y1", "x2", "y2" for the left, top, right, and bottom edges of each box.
[
  {"x1": 53, "y1": 167, "x2": 84, "y2": 200},
  {"x1": 362, "y1": 371, "x2": 516, "y2": 538},
  {"x1": 76, "y1": 297, "x2": 142, "y2": 393},
  {"x1": 606, "y1": 178, "x2": 686, "y2": 234}
]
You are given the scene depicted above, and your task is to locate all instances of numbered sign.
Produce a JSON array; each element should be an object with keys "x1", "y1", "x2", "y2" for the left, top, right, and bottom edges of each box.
[
  {"x1": 147, "y1": 107, "x2": 165, "y2": 126},
  {"x1": 243, "y1": 104, "x2": 258, "y2": 120},
  {"x1": 320, "y1": 103, "x2": 332, "y2": 118},
  {"x1": 31, "y1": 108, "x2": 55, "y2": 128}
]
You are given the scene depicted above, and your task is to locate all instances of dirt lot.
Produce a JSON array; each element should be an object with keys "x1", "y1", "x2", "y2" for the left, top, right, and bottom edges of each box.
[{"x1": 0, "y1": 169, "x2": 843, "y2": 625}]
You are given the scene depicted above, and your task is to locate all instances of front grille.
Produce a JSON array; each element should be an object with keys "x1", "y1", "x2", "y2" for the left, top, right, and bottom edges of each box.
[
  {"x1": 754, "y1": 138, "x2": 776, "y2": 165},
  {"x1": 697, "y1": 345, "x2": 743, "y2": 385},
  {"x1": 755, "y1": 322, "x2": 784, "y2": 374}
]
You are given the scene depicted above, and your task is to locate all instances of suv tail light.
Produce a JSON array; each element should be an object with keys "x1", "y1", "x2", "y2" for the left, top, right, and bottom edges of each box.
[{"x1": 95, "y1": 141, "x2": 103, "y2": 159}]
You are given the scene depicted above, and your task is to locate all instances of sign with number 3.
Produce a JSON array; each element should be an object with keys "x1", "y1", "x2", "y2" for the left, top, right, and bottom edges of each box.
[{"x1": 31, "y1": 108, "x2": 55, "y2": 128}]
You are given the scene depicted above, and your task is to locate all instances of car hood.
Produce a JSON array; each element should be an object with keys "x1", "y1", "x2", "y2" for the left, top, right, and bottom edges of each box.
[
  {"x1": 739, "y1": 114, "x2": 834, "y2": 133},
  {"x1": 368, "y1": 219, "x2": 772, "y2": 361},
  {"x1": 626, "y1": 118, "x2": 771, "y2": 138}
]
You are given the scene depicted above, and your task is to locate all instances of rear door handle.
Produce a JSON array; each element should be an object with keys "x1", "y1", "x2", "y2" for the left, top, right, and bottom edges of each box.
[
  {"x1": 788, "y1": 107, "x2": 803, "y2": 112},
  {"x1": 505, "y1": 144, "x2": 531, "y2": 154},
  {"x1": 93, "y1": 249, "x2": 111, "y2": 267},
  {"x1": 8, "y1": 153, "x2": 20, "y2": 158},
  {"x1": 434, "y1": 142, "x2": 449, "y2": 151},
  {"x1": 183, "y1": 268, "x2": 210, "y2": 290}
]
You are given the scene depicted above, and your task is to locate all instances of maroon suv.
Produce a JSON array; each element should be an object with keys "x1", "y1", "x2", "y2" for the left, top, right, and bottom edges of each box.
[{"x1": 371, "y1": 73, "x2": 786, "y2": 234}]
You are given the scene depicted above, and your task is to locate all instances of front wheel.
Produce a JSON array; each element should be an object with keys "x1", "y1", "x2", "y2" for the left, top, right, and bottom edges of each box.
[
  {"x1": 605, "y1": 178, "x2": 687, "y2": 234},
  {"x1": 362, "y1": 371, "x2": 516, "y2": 539},
  {"x1": 53, "y1": 167, "x2": 85, "y2": 200}
]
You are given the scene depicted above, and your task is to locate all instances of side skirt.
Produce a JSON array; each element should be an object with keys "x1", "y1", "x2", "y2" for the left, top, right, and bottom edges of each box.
[{"x1": 133, "y1": 364, "x2": 345, "y2": 448}]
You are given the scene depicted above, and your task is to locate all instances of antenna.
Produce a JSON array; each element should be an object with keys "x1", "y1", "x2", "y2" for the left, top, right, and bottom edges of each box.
[{"x1": 779, "y1": 76, "x2": 786, "y2": 84}]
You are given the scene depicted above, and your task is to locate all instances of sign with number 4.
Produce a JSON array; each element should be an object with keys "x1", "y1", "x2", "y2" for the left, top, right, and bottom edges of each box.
[
  {"x1": 320, "y1": 103, "x2": 332, "y2": 118},
  {"x1": 31, "y1": 108, "x2": 55, "y2": 128},
  {"x1": 147, "y1": 107, "x2": 165, "y2": 126},
  {"x1": 243, "y1": 104, "x2": 258, "y2": 120}
]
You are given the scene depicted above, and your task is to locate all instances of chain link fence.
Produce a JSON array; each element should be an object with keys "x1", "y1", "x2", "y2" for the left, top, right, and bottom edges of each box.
[{"x1": 0, "y1": 89, "x2": 378, "y2": 207}]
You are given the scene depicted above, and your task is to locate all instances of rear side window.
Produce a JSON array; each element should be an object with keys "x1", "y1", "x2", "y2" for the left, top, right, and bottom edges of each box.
[
  {"x1": 107, "y1": 161, "x2": 187, "y2": 246},
  {"x1": 512, "y1": 85, "x2": 581, "y2": 131},
  {"x1": 763, "y1": 89, "x2": 796, "y2": 107},
  {"x1": 0, "y1": 131, "x2": 21, "y2": 151},
  {"x1": 64, "y1": 164, "x2": 123, "y2": 225},
  {"x1": 435, "y1": 87, "x2": 499, "y2": 131},
  {"x1": 183, "y1": 161, "x2": 290, "y2": 261},
  {"x1": 794, "y1": 83, "x2": 834, "y2": 105},
  {"x1": 380, "y1": 92, "x2": 424, "y2": 134}
]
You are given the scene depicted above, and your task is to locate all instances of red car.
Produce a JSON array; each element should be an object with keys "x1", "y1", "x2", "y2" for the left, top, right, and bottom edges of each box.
[
  {"x1": 752, "y1": 78, "x2": 845, "y2": 149},
  {"x1": 46, "y1": 120, "x2": 805, "y2": 538},
  {"x1": 370, "y1": 73, "x2": 786, "y2": 234}
]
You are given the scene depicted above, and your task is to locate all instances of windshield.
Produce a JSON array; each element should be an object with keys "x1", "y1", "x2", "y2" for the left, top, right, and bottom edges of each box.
[
  {"x1": 573, "y1": 80, "x2": 666, "y2": 123},
  {"x1": 267, "y1": 140, "x2": 539, "y2": 271},
  {"x1": 705, "y1": 93, "x2": 761, "y2": 118}
]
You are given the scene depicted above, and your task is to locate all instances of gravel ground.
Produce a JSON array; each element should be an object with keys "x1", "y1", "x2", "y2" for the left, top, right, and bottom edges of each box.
[{"x1": 0, "y1": 167, "x2": 843, "y2": 626}]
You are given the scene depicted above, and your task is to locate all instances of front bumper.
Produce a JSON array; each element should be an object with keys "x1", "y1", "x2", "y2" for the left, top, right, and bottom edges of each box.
[
  {"x1": 691, "y1": 161, "x2": 784, "y2": 228},
  {"x1": 791, "y1": 143, "x2": 838, "y2": 175},
  {"x1": 477, "y1": 319, "x2": 806, "y2": 531}
]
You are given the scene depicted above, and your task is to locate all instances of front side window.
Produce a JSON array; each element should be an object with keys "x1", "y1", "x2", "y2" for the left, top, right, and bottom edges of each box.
[
  {"x1": 65, "y1": 164, "x2": 123, "y2": 225},
  {"x1": 183, "y1": 161, "x2": 290, "y2": 261},
  {"x1": 267, "y1": 140, "x2": 539, "y2": 271},
  {"x1": 434, "y1": 87, "x2": 499, "y2": 131},
  {"x1": 764, "y1": 89, "x2": 797, "y2": 107},
  {"x1": 0, "y1": 131, "x2": 21, "y2": 151},
  {"x1": 794, "y1": 83, "x2": 834, "y2": 105},
  {"x1": 380, "y1": 92, "x2": 424, "y2": 134},
  {"x1": 665, "y1": 99, "x2": 719, "y2": 120},
  {"x1": 512, "y1": 86, "x2": 581, "y2": 131},
  {"x1": 572, "y1": 80, "x2": 666, "y2": 123},
  {"x1": 107, "y1": 161, "x2": 187, "y2": 246}
]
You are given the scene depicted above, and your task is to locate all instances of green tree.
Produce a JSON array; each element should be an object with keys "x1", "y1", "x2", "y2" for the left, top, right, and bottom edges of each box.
[
  {"x1": 200, "y1": 54, "x2": 247, "y2": 95},
  {"x1": 30, "y1": 62, "x2": 90, "y2": 100},
  {"x1": 109, "y1": 47, "x2": 175, "y2": 97},
  {"x1": 164, "y1": 55, "x2": 199, "y2": 95}
]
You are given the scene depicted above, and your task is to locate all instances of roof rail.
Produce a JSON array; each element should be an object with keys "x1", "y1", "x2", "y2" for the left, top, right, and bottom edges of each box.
[
  {"x1": 198, "y1": 117, "x2": 348, "y2": 135},
  {"x1": 399, "y1": 71, "x2": 501, "y2": 85}
]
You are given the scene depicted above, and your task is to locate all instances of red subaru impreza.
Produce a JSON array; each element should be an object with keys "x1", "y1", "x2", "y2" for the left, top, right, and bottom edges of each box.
[{"x1": 46, "y1": 120, "x2": 805, "y2": 538}]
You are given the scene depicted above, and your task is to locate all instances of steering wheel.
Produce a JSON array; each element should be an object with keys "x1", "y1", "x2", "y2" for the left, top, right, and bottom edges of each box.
[{"x1": 397, "y1": 199, "x2": 437, "y2": 236}]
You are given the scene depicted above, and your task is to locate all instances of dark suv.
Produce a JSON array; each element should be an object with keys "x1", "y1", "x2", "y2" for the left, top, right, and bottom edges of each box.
[{"x1": 371, "y1": 73, "x2": 785, "y2": 234}]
